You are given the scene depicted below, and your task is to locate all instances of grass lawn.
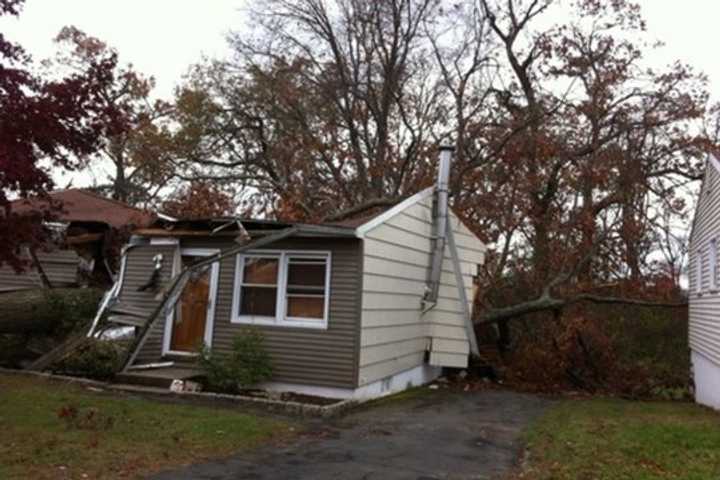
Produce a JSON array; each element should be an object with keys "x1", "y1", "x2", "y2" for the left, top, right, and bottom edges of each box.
[
  {"x1": 0, "y1": 373, "x2": 292, "y2": 479},
  {"x1": 519, "y1": 397, "x2": 720, "y2": 480}
]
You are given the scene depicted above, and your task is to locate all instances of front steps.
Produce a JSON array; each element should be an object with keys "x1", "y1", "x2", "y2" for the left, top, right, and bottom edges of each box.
[{"x1": 115, "y1": 365, "x2": 202, "y2": 389}]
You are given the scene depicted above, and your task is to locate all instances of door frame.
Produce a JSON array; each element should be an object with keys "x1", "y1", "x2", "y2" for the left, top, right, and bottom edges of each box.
[{"x1": 162, "y1": 248, "x2": 220, "y2": 357}]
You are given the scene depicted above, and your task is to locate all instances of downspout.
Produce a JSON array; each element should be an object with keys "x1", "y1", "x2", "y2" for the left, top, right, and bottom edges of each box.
[{"x1": 423, "y1": 145, "x2": 453, "y2": 311}]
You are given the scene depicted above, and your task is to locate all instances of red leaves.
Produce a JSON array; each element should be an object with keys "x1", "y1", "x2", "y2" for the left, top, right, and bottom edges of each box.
[{"x1": 1, "y1": 7, "x2": 123, "y2": 268}]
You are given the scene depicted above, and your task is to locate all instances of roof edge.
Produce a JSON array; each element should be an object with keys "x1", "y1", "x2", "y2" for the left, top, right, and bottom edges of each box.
[
  {"x1": 355, "y1": 187, "x2": 434, "y2": 237},
  {"x1": 689, "y1": 152, "x2": 718, "y2": 248},
  {"x1": 710, "y1": 152, "x2": 720, "y2": 174}
]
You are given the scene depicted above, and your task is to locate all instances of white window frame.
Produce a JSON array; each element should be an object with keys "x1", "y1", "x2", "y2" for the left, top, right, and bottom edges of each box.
[
  {"x1": 697, "y1": 248, "x2": 703, "y2": 293},
  {"x1": 231, "y1": 250, "x2": 331, "y2": 329},
  {"x1": 710, "y1": 239, "x2": 718, "y2": 291},
  {"x1": 231, "y1": 252, "x2": 282, "y2": 326}
]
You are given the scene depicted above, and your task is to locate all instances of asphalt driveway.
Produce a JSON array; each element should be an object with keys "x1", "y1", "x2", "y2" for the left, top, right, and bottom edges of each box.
[{"x1": 151, "y1": 388, "x2": 551, "y2": 480}]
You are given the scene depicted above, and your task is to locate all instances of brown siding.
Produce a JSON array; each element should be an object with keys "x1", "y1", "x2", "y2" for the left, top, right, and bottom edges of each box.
[
  {"x1": 0, "y1": 264, "x2": 39, "y2": 292},
  {"x1": 134, "y1": 236, "x2": 362, "y2": 388},
  {"x1": 36, "y1": 249, "x2": 80, "y2": 287},
  {"x1": 115, "y1": 244, "x2": 177, "y2": 364},
  {"x1": 0, "y1": 248, "x2": 80, "y2": 292}
]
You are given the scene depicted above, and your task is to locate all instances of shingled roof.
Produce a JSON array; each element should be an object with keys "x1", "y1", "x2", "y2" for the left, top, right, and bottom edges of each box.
[{"x1": 11, "y1": 189, "x2": 156, "y2": 229}]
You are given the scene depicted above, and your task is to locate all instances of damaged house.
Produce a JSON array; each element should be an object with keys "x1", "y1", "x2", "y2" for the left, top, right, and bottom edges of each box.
[
  {"x1": 100, "y1": 149, "x2": 487, "y2": 399},
  {"x1": 0, "y1": 189, "x2": 156, "y2": 292}
]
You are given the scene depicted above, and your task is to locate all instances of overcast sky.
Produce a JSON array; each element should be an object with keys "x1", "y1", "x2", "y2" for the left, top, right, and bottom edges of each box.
[
  {"x1": 1, "y1": 0, "x2": 245, "y2": 99},
  {"x1": 2, "y1": 0, "x2": 719, "y2": 192},
  {"x1": 3, "y1": 1, "x2": 720, "y2": 101}
]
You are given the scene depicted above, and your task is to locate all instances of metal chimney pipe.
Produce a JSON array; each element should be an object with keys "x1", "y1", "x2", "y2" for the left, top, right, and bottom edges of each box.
[{"x1": 424, "y1": 145, "x2": 453, "y2": 307}]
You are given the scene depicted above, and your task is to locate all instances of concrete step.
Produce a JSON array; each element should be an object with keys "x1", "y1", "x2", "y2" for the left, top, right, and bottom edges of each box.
[{"x1": 116, "y1": 366, "x2": 203, "y2": 389}]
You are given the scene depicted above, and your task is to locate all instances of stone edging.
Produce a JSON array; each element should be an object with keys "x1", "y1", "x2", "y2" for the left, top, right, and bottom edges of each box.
[{"x1": 0, "y1": 368, "x2": 357, "y2": 418}]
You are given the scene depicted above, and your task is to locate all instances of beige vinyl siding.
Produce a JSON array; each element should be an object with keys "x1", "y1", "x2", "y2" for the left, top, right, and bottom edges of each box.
[
  {"x1": 359, "y1": 194, "x2": 485, "y2": 385},
  {"x1": 132, "y1": 236, "x2": 362, "y2": 389},
  {"x1": 689, "y1": 158, "x2": 720, "y2": 367}
]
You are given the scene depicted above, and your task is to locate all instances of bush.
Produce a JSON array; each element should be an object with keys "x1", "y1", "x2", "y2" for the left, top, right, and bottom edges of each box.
[
  {"x1": 197, "y1": 328, "x2": 273, "y2": 394},
  {"x1": 52, "y1": 338, "x2": 123, "y2": 380},
  {"x1": 46, "y1": 288, "x2": 104, "y2": 335},
  {"x1": 496, "y1": 303, "x2": 690, "y2": 397}
]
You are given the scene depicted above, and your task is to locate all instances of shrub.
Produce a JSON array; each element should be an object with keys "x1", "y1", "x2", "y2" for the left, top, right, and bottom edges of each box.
[
  {"x1": 197, "y1": 328, "x2": 273, "y2": 394},
  {"x1": 52, "y1": 338, "x2": 123, "y2": 380},
  {"x1": 46, "y1": 288, "x2": 104, "y2": 335},
  {"x1": 496, "y1": 302, "x2": 689, "y2": 397}
]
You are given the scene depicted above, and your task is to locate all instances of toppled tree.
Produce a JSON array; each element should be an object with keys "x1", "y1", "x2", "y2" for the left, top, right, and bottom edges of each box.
[
  {"x1": 167, "y1": 0, "x2": 711, "y2": 391},
  {"x1": 457, "y1": 0, "x2": 706, "y2": 321}
]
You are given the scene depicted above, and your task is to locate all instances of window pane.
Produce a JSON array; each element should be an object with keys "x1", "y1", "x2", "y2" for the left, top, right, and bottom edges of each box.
[
  {"x1": 287, "y1": 295, "x2": 324, "y2": 319},
  {"x1": 243, "y1": 258, "x2": 278, "y2": 285},
  {"x1": 287, "y1": 260, "x2": 326, "y2": 287},
  {"x1": 240, "y1": 287, "x2": 277, "y2": 316}
]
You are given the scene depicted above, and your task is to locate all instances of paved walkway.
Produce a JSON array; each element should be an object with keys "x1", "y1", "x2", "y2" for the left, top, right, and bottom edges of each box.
[{"x1": 151, "y1": 388, "x2": 551, "y2": 480}]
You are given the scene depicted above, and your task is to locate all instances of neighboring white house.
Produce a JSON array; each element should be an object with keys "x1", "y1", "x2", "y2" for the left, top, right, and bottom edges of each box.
[{"x1": 688, "y1": 152, "x2": 720, "y2": 409}]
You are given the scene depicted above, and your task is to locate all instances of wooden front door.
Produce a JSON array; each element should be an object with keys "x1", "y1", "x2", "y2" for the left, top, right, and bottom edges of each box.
[{"x1": 170, "y1": 257, "x2": 211, "y2": 353}]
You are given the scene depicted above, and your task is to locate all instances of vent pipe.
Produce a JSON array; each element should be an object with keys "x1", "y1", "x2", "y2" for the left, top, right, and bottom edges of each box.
[{"x1": 423, "y1": 145, "x2": 453, "y2": 309}]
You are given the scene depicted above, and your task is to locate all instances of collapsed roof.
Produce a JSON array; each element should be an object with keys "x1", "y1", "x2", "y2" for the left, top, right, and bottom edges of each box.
[{"x1": 131, "y1": 208, "x2": 394, "y2": 239}]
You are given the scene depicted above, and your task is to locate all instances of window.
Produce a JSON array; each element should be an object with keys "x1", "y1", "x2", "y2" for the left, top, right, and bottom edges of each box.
[
  {"x1": 232, "y1": 251, "x2": 330, "y2": 328},
  {"x1": 697, "y1": 249, "x2": 703, "y2": 293},
  {"x1": 285, "y1": 256, "x2": 328, "y2": 320},
  {"x1": 237, "y1": 256, "x2": 279, "y2": 318},
  {"x1": 711, "y1": 239, "x2": 718, "y2": 290}
]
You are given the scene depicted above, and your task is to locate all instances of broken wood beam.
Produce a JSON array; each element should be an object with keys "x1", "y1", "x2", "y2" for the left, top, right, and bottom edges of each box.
[{"x1": 25, "y1": 333, "x2": 88, "y2": 372}]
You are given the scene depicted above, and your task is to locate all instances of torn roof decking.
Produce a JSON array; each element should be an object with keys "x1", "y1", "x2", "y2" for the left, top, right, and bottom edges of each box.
[
  {"x1": 133, "y1": 216, "x2": 369, "y2": 239},
  {"x1": 130, "y1": 188, "x2": 480, "y2": 241}
]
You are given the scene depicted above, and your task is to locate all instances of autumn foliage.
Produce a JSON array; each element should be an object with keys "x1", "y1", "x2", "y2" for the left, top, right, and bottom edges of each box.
[
  {"x1": 0, "y1": 0, "x2": 709, "y2": 391},
  {"x1": 0, "y1": 0, "x2": 125, "y2": 270},
  {"x1": 52, "y1": 26, "x2": 176, "y2": 206},
  {"x1": 161, "y1": 182, "x2": 235, "y2": 219}
]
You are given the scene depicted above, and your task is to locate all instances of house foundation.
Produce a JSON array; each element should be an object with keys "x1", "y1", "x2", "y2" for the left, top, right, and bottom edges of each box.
[
  {"x1": 261, "y1": 364, "x2": 442, "y2": 400},
  {"x1": 692, "y1": 350, "x2": 720, "y2": 410}
]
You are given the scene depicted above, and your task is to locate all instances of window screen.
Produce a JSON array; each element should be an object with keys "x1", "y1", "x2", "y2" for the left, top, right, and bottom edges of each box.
[
  {"x1": 238, "y1": 257, "x2": 279, "y2": 317},
  {"x1": 285, "y1": 256, "x2": 327, "y2": 320}
]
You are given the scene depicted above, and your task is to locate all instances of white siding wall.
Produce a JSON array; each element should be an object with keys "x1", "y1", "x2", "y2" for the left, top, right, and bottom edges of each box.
[
  {"x1": 689, "y1": 157, "x2": 720, "y2": 373},
  {"x1": 358, "y1": 193, "x2": 485, "y2": 386}
]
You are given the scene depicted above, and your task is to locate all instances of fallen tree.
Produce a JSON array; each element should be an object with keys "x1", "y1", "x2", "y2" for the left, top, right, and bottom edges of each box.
[{"x1": 478, "y1": 291, "x2": 688, "y2": 326}]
